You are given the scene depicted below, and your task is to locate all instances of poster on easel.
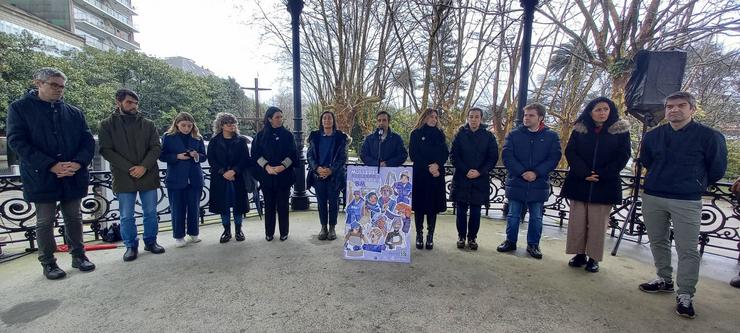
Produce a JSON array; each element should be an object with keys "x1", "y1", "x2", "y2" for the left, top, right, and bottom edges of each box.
[{"x1": 344, "y1": 165, "x2": 413, "y2": 263}]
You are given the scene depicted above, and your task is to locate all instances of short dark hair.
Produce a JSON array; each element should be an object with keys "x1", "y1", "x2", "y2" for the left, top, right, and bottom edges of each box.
[
  {"x1": 116, "y1": 88, "x2": 139, "y2": 102},
  {"x1": 468, "y1": 107, "x2": 484, "y2": 117},
  {"x1": 665, "y1": 91, "x2": 696, "y2": 110},
  {"x1": 524, "y1": 103, "x2": 546, "y2": 118},
  {"x1": 376, "y1": 111, "x2": 391, "y2": 122}
]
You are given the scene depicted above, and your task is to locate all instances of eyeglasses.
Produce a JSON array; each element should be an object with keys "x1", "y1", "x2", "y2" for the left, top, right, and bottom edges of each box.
[{"x1": 44, "y1": 82, "x2": 66, "y2": 90}]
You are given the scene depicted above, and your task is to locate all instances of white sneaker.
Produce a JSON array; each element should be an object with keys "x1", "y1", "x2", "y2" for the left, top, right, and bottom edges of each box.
[
  {"x1": 175, "y1": 238, "x2": 187, "y2": 248},
  {"x1": 187, "y1": 235, "x2": 202, "y2": 243}
]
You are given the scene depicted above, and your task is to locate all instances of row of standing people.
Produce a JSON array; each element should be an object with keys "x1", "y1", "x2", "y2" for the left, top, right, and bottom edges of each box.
[{"x1": 6, "y1": 68, "x2": 729, "y2": 319}]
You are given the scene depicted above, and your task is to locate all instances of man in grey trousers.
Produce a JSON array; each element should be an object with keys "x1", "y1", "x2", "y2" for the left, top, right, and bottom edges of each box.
[
  {"x1": 637, "y1": 91, "x2": 727, "y2": 319},
  {"x1": 7, "y1": 68, "x2": 96, "y2": 280}
]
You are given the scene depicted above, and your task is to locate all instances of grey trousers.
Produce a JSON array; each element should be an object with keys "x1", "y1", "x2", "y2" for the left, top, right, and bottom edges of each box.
[
  {"x1": 641, "y1": 193, "x2": 702, "y2": 296},
  {"x1": 34, "y1": 199, "x2": 85, "y2": 265}
]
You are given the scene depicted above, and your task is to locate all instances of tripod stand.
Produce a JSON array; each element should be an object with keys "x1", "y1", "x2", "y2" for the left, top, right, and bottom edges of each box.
[{"x1": 611, "y1": 121, "x2": 649, "y2": 256}]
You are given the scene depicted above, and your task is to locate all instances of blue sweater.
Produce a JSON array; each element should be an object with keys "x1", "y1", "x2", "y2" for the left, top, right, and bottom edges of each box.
[{"x1": 641, "y1": 121, "x2": 727, "y2": 200}]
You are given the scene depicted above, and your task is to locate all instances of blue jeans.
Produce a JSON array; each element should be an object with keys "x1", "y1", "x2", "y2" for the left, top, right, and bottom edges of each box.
[
  {"x1": 221, "y1": 210, "x2": 243, "y2": 227},
  {"x1": 315, "y1": 179, "x2": 339, "y2": 226},
  {"x1": 456, "y1": 201, "x2": 481, "y2": 240},
  {"x1": 505, "y1": 199, "x2": 544, "y2": 246},
  {"x1": 168, "y1": 185, "x2": 201, "y2": 239},
  {"x1": 117, "y1": 189, "x2": 159, "y2": 249}
]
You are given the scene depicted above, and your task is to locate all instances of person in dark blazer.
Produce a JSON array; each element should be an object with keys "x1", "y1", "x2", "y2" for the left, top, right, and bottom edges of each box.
[
  {"x1": 409, "y1": 108, "x2": 449, "y2": 250},
  {"x1": 360, "y1": 111, "x2": 408, "y2": 167},
  {"x1": 7, "y1": 67, "x2": 96, "y2": 279},
  {"x1": 307, "y1": 111, "x2": 349, "y2": 241},
  {"x1": 252, "y1": 107, "x2": 298, "y2": 241},
  {"x1": 561, "y1": 97, "x2": 630, "y2": 272},
  {"x1": 498, "y1": 103, "x2": 561, "y2": 259},
  {"x1": 160, "y1": 112, "x2": 207, "y2": 248},
  {"x1": 207, "y1": 113, "x2": 252, "y2": 243},
  {"x1": 450, "y1": 107, "x2": 499, "y2": 251}
]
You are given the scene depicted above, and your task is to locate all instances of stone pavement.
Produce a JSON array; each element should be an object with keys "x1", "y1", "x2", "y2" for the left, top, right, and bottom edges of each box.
[{"x1": 0, "y1": 211, "x2": 738, "y2": 332}]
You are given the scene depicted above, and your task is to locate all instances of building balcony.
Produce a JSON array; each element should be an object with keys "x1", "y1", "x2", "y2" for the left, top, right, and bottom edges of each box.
[
  {"x1": 111, "y1": 0, "x2": 136, "y2": 16},
  {"x1": 75, "y1": 18, "x2": 139, "y2": 50},
  {"x1": 74, "y1": 0, "x2": 138, "y2": 32}
]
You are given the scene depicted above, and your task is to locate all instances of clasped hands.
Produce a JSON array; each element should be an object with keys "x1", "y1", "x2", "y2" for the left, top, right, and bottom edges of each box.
[
  {"x1": 50, "y1": 162, "x2": 81, "y2": 178},
  {"x1": 316, "y1": 166, "x2": 333, "y2": 179}
]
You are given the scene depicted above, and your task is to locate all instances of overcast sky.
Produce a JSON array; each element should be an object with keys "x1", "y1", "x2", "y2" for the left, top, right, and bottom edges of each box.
[{"x1": 133, "y1": 0, "x2": 287, "y2": 103}]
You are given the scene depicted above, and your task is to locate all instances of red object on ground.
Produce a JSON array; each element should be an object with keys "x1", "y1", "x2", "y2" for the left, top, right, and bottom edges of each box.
[{"x1": 56, "y1": 244, "x2": 118, "y2": 252}]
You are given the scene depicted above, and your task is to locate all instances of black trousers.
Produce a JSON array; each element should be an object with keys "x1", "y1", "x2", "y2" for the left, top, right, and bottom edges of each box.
[
  {"x1": 263, "y1": 187, "x2": 290, "y2": 237},
  {"x1": 414, "y1": 212, "x2": 437, "y2": 235}
]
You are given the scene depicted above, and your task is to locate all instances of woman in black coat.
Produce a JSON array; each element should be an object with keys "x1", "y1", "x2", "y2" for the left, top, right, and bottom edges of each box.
[
  {"x1": 450, "y1": 107, "x2": 499, "y2": 250},
  {"x1": 409, "y1": 108, "x2": 449, "y2": 250},
  {"x1": 251, "y1": 106, "x2": 298, "y2": 241},
  {"x1": 307, "y1": 111, "x2": 349, "y2": 241},
  {"x1": 561, "y1": 97, "x2": 630, "y2": 272},
  {"x1": 207, "y1": 113, "x2": 252, "y2": 243}
]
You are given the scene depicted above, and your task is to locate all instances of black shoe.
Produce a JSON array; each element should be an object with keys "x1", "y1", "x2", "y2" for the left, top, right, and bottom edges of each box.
[
  {"x1": 42, "y1": 263, "x2": 66, "y2": 280},
  {"x1": 318, "y1": 225, "x2": 328, "y2": 241},
  {"x1": 220, "y1": 226, "x2": 232, "y2": 243},
  {"x1": 327, "y1": 225, "x2": 337, "y2": 241},
  {"x1": 123, "y1": 247, "x2": 138, "y2": 262},
  {"x1": 639, "y1": 277, "x2": 675, "y2": 293},
  {"x1": 235, "y1": 225, "x2": 245, "y2": 242},
  {"x1": 568, "y1": 254, "x2": 588, "y2": 267},
  {"x1": 468, "y1": 239, "x2": 478, "y2": 251},
  {"x1": 416, "y1": 233, "x2": 424, "y2": 249},
  {"x1": 265, "y1": 235, "x2": 274, "y2": 242},
  {"x1": 731, "y1": 274, "x2": 740, "y2": 288},
  {"x1": 496, "y1": 240, "x2": 516, "y2": 253},
  {"x1": 279, "y1": 235, "x2": 289, "y2": 241},
  {"x1": 425, "y1": 234, "x2": 434, "y2": 250},
  {"x1": 676, "y1": 294, "x2": 696, "y2": 319},
  {"x1": 71, "y1": 255, "x2": 96, "y2": 272},
  {"x1": 456, "y1": 238, "x2": 466, "y2": 249},
  {"x1": 526, "y1": 244, "x2": 542, "y2": 259},
  {"x1": 585, "y1": 258, "x2": 599, "y2": 273},
  {"x1": 144, "y1": 243, "x2": 165, "y2": 254}
]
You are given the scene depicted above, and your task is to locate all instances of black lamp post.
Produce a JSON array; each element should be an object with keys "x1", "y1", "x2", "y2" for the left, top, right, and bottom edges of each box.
[
  {"x1": 515, "y1": 0, "x2": 539, "y2": 126},
  {"x1": 287, "y1": 0, "x2": 309, "y2": 210}
]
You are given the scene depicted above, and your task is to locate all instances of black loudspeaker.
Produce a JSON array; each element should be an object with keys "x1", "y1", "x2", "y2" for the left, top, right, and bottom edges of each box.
[{"x1": 624, "y1": 50, "x2": 687, "y2": 126}]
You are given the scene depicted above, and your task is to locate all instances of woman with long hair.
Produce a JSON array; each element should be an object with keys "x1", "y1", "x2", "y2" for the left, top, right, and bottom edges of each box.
[
  {"x1": 307, "y1": 111, "x2": 349, "y2": 241},
  {"x1": 160, "y1": 112, "x2": 206, "y2": 247},
  {"x1": 207, "y1": 112, "x2": 252, "y2": 243},
  {"x1": 251, "y1": 106, "x2": 298, "y2": 241},
  {"x1": 561, "y1": 97, "x2": 630, "y2": 272},
  {"x1": 408, "y1": 108, "x2": 449, "y2": 250}
]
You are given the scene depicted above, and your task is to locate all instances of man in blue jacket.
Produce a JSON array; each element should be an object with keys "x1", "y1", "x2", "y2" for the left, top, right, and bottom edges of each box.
[
  {"x1": 637, "y1": 91, "x2": 727, "y2": 319},
  {"x1": 360, "y1": 111, "x2": 408, "y2": 167},
  {"x1": 498, "y1": 103, "x2": 561, "y2": 259},
  {"x1": 7, "y1": 68, "x2": 96, "y2": 280}
]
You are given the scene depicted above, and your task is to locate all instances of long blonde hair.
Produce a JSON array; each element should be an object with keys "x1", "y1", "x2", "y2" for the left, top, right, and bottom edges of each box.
[
  {"x1": 166, "y1": 112, "x2": 202, "y2": 139},
  {"x1": 414, "y1": 108, "x2": 441, "y2": 130}
]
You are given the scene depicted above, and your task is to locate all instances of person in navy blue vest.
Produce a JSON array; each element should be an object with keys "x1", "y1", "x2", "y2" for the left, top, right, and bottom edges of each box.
[
  {"x1": 7, "y1": 67, "x2": 96, "y2": 280},
  {"x1": 307, "y1": 111, "x2": 349, "y2": 241},
  {"x1": 160, "y1": 112, "x2": 206, "y2": 248},
  {"x1": 360, "y1": 111, "x2": 408, "y2": 167},
  {"x1": 450, "y1": 107, "x2": 499, "y2": 251},
  {"x1": 498, "y1": 103, "x2": 561, "y2": 259},
  {"x1": 252, "y1": 107, "x2": 298, "y2": 242},
  {"x1": 207, "y1": 113, "x2": 252, "y2": 243}
]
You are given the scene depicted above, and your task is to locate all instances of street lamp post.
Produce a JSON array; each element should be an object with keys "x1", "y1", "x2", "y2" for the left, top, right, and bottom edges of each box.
[
  {"x1": 287, "y1": 0, "x2": 309, "y2": 210},
  {"x1": 515, "y1": 0, "x2": 539, "y2": 126}
]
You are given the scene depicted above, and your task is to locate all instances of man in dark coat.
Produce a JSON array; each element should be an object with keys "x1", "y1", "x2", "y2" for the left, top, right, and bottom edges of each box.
[
  {"x1": 450, "y1": 107, "x2": 499, "y2": 251},
  {"x1": 498, "y1": 103, "x2": 561, "y2": 259},
  {"x1": 99, "y1": 89, "x2": 164, "y2": 262},
  {"x1": 360, "y1": 111, "x2": 408, "y2": 167},
  {"x1": 7, "y1": 67, "x2": 96, "y2": 280},
  {"x1": 637, "y1": 91, "x2": 727, "y2": 319}
]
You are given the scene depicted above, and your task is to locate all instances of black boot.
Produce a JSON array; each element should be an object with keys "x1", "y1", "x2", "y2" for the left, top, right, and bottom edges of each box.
[
  {"x1": 585, "y1": 258, "x2": 599, "y2": 273},
  {"x1": 235, "y1": 224, "x2": 245, "y2": 242},
  {"x1": 327, "y1": 225, "x2": 337, "y2": 240},
  {"x1": 416, "y1": 232, "x2": 424, "y2": 249},
  {"x1": 220, "y1": 224, "x2": 232, "y2": 243},
  {"x1": 425, "y1": 234, "x2": 434, "y2": 250},
  {"x1": 318, "y1": 224, "x2": 328, "y2": 240},
  {"x1": 42, "y1": 262, "x2": 66, "y2": 280},
  {"x1": 568, "y1": 254, "x2": 588, "y2": 267}
]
